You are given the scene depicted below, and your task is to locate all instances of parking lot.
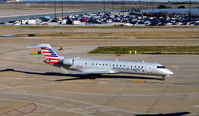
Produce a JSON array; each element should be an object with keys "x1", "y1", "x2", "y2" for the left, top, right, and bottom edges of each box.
[{"x1": 1, "y1": 10, "x2": 198, "y2": 27}]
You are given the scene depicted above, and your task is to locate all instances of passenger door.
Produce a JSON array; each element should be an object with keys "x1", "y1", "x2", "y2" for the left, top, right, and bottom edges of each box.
[{"x1": 147, "y1": 66, "x2": 153, "y2": 74}]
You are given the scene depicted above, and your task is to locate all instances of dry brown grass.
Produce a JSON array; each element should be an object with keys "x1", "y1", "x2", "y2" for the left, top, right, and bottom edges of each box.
[{"x1": 13, "y1": 31, "x2": 199, "y2": 39}]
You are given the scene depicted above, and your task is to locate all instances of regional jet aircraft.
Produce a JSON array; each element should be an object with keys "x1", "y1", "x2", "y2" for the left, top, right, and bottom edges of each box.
[{"x1": 28, "y1": 44, "x2": 173, "y2": 80}]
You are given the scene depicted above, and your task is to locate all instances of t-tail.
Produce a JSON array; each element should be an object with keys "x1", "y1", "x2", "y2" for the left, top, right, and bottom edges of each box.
[{"x1": 28, "y1": 44, "x2": 64, "y2": 64}]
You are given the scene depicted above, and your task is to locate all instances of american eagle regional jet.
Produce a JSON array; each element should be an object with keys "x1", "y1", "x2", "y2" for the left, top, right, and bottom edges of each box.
[{"x1": 28, "y1": 44, "x2": 174, "y2": 80}]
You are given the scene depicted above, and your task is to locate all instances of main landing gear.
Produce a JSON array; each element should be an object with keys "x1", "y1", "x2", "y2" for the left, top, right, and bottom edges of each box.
[
  {"x1": 88, "y1": 74, "x2": 101, "y2": 79},
  {"x1": 161, "y1": 76, "x2": 165, "y2": 81}
]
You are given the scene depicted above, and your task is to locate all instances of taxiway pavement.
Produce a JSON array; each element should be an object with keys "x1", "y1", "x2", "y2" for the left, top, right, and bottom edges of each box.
[{"x1": 0, "y1": 34, "x2": 199, "y2": 116}]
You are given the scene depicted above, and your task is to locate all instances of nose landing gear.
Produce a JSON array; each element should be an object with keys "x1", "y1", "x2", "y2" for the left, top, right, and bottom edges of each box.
[{"x1": 161, "y1": 74, "x2": 171, "y2": 81}]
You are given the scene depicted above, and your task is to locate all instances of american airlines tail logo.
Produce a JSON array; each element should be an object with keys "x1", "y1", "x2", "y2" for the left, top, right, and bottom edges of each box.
[{"x1": 41, "y1": 48, "x2": 60, "y2": 64}]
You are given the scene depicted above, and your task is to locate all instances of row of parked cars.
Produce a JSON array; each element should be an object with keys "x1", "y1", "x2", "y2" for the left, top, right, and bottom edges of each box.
[{"x1": 11, "y1": 11, "x2": 199, "y2": 26}]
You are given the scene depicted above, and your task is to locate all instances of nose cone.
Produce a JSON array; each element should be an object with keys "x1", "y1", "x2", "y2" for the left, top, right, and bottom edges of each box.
[
  {"x1": 159, "y1": 68, "x2": 174, "y2": 75},
  {"x1": 164, "y1": 69, "x2": 174, "y2": 76},
  {"x1": 168, "y1": 70, "x2": 174, "y2": 75}
]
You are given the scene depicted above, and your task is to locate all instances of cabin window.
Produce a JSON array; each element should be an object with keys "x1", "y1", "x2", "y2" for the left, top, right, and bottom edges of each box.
[
  {"x1": 92, "y1": 63, "x2": 94, "y2": 65},
  {"x1": 96, "y1": 63, "x2": 98, "y2": 65},
  {"x1": 157, "y1": 66, "x2": 166, "y2": 68},
  {"x1": 85, "y1": 63, "x2": 87, "y2": 65},
  {"x1": 106, "y1": 64, "x2": 108, "y2": 66},
  {"x1": 120, "y1": 65, "x2": 122, "y2": 67}
]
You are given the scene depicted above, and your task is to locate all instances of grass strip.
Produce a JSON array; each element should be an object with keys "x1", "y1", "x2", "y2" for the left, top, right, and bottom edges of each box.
[
  {"x1": 13, "y1": 32, "x2": 199, "y2": 39},
  {"x1": 89, "y1": 46, "x2": 199, "y2": 55},
  {"x1": 136, "y1": 37, "x2": 199, "y2": 39}
]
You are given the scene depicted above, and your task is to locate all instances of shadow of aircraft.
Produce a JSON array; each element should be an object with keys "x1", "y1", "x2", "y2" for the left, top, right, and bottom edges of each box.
[
  {"x1": 0, "y1": 68, "x2": 82, "y2": 77},
  {"x1": 0, "y1": 68, "x2": 162, "y2": 81},
  {"x1": 136, "y1": 112, "x2": 190, "y2": 116}
]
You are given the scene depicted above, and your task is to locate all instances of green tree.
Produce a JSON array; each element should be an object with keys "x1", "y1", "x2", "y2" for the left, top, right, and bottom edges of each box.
[
  {"x1": 178, "y1": 5, "x2": 186, "y2": 9},
  {"x1": 157, "y1": 5, "x2": 168, "y2": 9}
]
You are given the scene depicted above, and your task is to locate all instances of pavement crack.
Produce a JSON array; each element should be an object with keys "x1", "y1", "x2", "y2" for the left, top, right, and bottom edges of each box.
[{"x1": 146, "y1": 85, "x2": 170, "y2": 113}]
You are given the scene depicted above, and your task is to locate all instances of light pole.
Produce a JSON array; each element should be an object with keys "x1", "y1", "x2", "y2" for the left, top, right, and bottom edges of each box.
[
  {"x1": 189, "y1": 0, "x2": 192, "y2": 17},
  {"x1": 122, "y1": 0, "x2": 125, "y2": 15},
  {"x1": 151, "y1": 0, "x2": 154, "y2": 12},
  {"x1": 139, "y1": 0, "x2": 142, "y2": 11},
  {"x1": 54, "y1": 0, "x2": 57, "y2": 19},
  {"x1": 103, "y1": 0, "x2": 105, "y2": 13},
  {"x1": 112, "y1": 0, "x2": 113, "y2": 12},
  {"x1": 62, "y1": 0, "x2": 64, "y2": 18}
]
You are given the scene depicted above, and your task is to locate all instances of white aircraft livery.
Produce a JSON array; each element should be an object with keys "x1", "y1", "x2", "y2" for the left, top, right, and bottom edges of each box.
[{"x1": 28, "y1": 44, "x2": 174, "y2": 80}]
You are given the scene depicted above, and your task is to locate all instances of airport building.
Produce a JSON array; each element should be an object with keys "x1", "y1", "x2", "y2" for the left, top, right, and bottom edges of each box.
[
  {"x1": 6, "y1": 0, "x2": 20, "y2": 3},
  {"x1": 0, "y1": 0, "x2": 6, "y2": 2}
]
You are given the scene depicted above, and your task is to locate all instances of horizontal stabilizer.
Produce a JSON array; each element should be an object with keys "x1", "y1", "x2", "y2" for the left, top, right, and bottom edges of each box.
[{"x1": 28, "y1": 44, "x2": 52, "y2": 49}]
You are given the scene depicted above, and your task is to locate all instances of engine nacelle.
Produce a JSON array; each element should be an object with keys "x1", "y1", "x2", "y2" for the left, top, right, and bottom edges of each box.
[{"x1": 63, "y1": 58, "x2": 74, "y2": 66}]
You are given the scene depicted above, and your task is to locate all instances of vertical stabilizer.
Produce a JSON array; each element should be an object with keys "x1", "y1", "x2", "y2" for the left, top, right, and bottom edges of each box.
[{"x1": 28, "y1": 44, "x2": 63, "y2": 64}]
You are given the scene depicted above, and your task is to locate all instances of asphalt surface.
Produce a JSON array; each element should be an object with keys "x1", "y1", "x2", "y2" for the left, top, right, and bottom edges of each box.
[{"x1": 0, "y1": 30, "x2": 199, "y2": 116}]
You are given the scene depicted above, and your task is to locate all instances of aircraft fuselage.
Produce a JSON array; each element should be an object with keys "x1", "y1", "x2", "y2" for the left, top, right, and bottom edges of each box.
[{"x1": 61, "y1": 57, "x2": 173, "y2": 78}]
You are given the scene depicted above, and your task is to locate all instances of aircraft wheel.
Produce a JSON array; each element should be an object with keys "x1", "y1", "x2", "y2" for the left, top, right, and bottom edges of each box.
[
  {"x1": 161, "y1": 76, "x2": 165, "y2": 81},
  {"x1": 90, "y1": 76, "x2": 96, "y2": 79},
  {"x1": 89, "y1": 74, "x2": 102, "y2": 79},
  {"x1": 88, "y1": 75, "x2": 96, "y2": 79}
]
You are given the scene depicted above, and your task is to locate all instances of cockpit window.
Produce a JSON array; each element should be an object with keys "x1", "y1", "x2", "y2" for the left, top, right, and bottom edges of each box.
[{"x1": 157, "y1": 66, "x2": 166, "y2": 68}]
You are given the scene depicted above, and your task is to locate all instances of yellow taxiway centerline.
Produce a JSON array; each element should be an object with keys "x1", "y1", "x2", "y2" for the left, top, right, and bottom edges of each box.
[{"x1": 0, "y1": 102, "x2": 30, "y2": 111}]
